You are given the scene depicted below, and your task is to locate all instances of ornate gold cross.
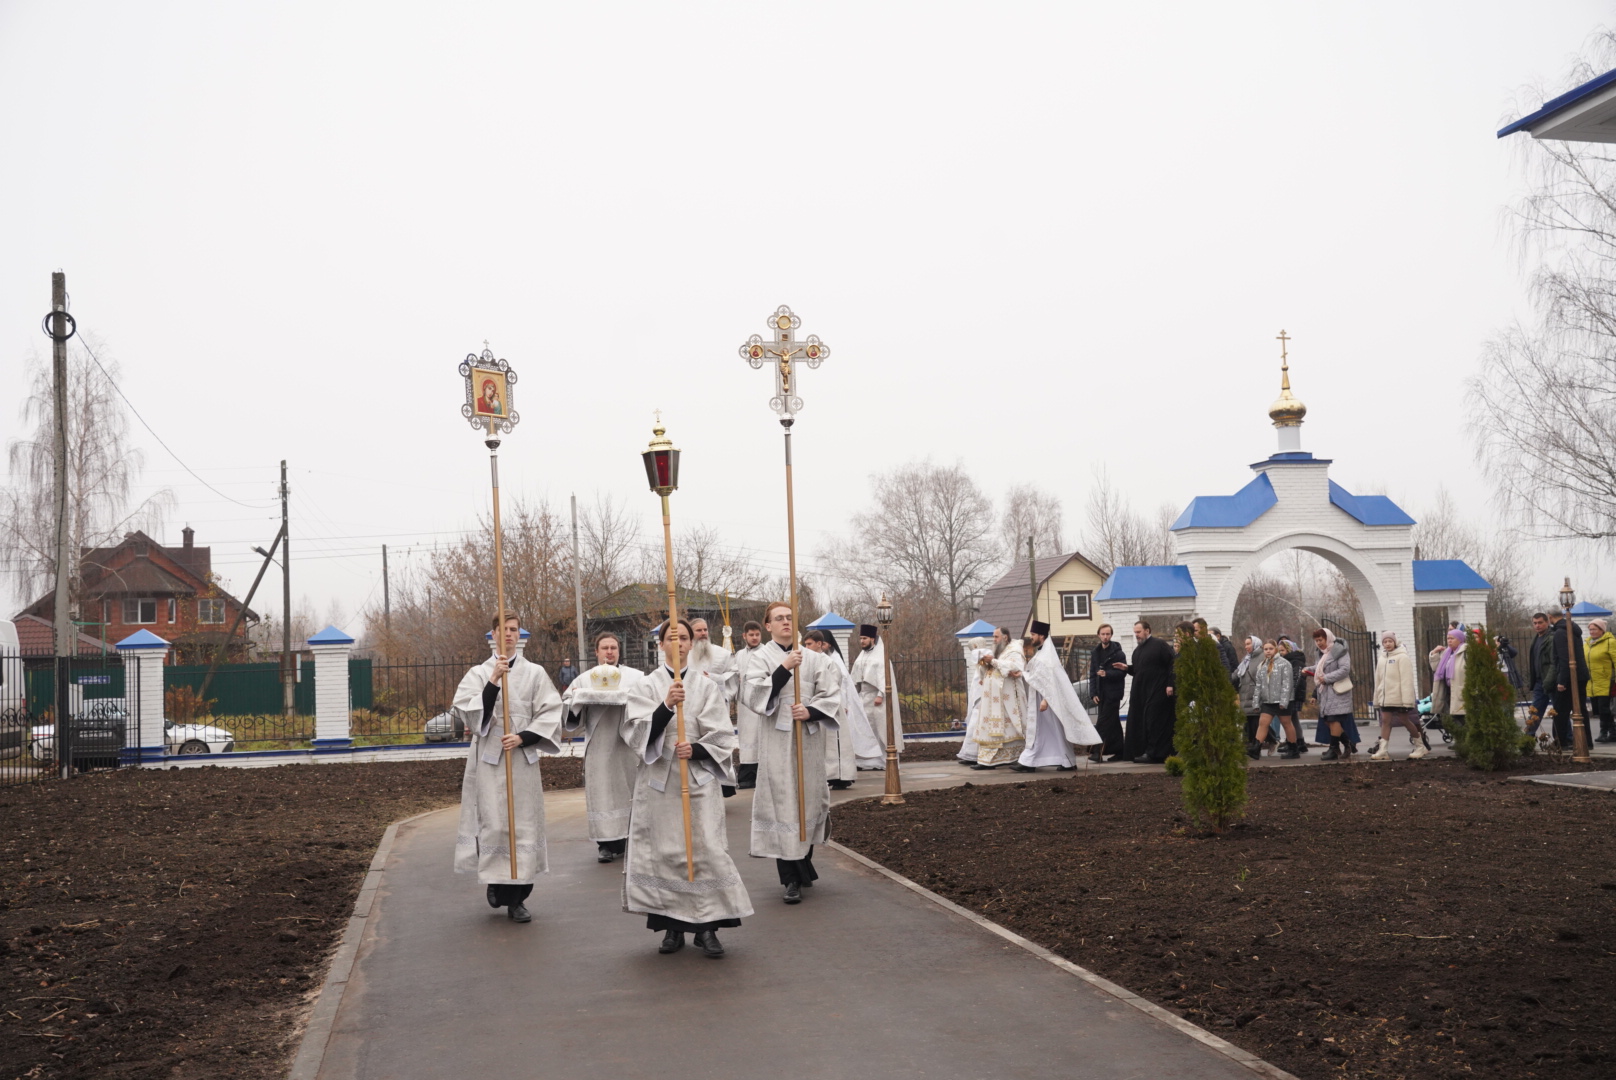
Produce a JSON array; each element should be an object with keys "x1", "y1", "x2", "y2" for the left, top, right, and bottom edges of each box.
[{"x1": 739, "y1": 306, "x2": 830, "y2": 419}]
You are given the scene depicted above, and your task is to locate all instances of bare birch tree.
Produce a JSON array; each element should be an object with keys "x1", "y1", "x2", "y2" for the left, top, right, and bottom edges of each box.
[
  {"x1": 0, "y1": 341, "x2": 172, "y2": 617},
  {"x1": 1001, "y1": 483, "x2": 1064, "y2": 559},
  {"x1": 1412, "y1": 487, "x2": 1531, "y2": 624},
  {"x1": 1472, "y1": 32, "x2": 1616, "y2": 544},
  {"x1": 1081, "y1": 466, "x2": 1177, "y2": 574}
]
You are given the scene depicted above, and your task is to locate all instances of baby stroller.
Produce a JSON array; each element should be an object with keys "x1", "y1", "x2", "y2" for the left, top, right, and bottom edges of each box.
[{"x1": 1417, "y1": 695, "x2": 1451, "y2": 746}]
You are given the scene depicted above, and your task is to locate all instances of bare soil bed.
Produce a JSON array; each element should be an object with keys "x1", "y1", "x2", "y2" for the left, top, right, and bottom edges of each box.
[
  {"x1": 836, "y1": 757, "x2": 1616, "y2": 1080},
  {"x1": 0, "y1": 756, "x2": 581, "y2": 1080},
  {"x1": 893, "y1": 739, "x2": 964, "y2": 762}
]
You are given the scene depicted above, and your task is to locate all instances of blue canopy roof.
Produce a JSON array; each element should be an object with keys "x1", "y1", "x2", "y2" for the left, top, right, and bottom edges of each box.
[
  {"x1": 1171, "y1": 473, "x2": 1276, "y2": 531},
  {"x1": 1329, "y1": 481, "x2": 1415, "y2": 526},
  {"x1": 808, "y1": 611, "x2": 856, "y2": 630},
  {"x1": 955, "y1": 618, "x2": 997, "y2": 639},
  {"x1": 309, "y1": 625, "x2": 356, "y2": 645},
  {"x1": 1571, "y1": 600, "x2": 1613, "y2": 617},
  {"x1": 1411, "y1": 560, "x2": 1491, "y2": 592},
  {"x1": 116, "y1": 628, "x2": 171, "y2": 650},
  {"x1": 1095, "y1": 565, "x2": 1198, "y2": 602},
  {"x1": 1499, "y1": 65, "x2": 1616, "y2": 138}
]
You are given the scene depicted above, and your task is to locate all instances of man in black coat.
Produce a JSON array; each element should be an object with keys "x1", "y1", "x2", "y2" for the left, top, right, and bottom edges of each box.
[
  {"x1": 1120, "y1": 619, "x2": 1176, "y2": 763},
  {"x1": 1088, "y1": 623, "x2": 1127, "y2": 763},
  {"x1": 1549, "y1": 610, "x2": 1588, "y2": 750}
]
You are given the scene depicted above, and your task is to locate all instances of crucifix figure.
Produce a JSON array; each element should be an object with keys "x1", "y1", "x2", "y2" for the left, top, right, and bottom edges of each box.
[{"x1": 739, "y1": 305, "x2": 831, "y2": 418}]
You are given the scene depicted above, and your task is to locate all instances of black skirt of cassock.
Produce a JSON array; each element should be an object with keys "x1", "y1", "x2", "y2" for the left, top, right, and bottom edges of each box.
[
  {"x1": 646, "y1": 914, "x2": 742, "y2": 933},
  {"x1": 1123, "y1": 639, "x2": 1177, "y2": 760}
]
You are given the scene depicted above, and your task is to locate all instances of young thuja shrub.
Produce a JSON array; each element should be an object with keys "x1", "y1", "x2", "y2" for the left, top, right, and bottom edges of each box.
[
  {"x1": 1458, "y1": 627, "x2": 1520, "y2": 771},
  {"x1": 1172, "y1": 632, "x2": 1247, "y2": 831}
]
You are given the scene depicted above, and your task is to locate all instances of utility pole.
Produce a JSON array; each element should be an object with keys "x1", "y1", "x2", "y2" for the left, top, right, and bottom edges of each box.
[
  {"x1": 382, "y1": 544, "x2": 391, "y2": 637},
  {"x1": 571, "y1": 494, "x2": 587, "y2": 668},
  {"x1": 1027, "y1": 536, "x2": 1037, "y2": 634},
  {"x1": 50, "y1": 272, "x2": 73, "y2": 780},
  {"x1": 280, "y1": 460, "x2": 293, "y2": 723}
]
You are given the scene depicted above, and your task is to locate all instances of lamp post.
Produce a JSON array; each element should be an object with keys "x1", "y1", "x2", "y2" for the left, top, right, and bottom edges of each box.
[
  {"x1": 642, "y1": 417, "x2": 695, "y2": 880},
  {"x1": 1559, "y1": 578, "x2": 1592, "y2": 763},
  {"x1": 876, "y1": 593, "x2": 904, "y2": 806}
]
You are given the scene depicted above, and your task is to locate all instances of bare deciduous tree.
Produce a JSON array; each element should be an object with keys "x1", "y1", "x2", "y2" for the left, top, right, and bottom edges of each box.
[
  {"x1": 1412, "y1": 487, "x2": 1531, "y2": 624},
  {"x1": 1080, "y1": 465, "x2": 1176, "y2": 574},
  {"x1": 0, "y1": 341, "x2": 172, "y2": 617},
  {"x1": 579, "y1": 494, "x2": 641, "y2": 598},
  {"x1": 1472, "y1": 32, "x2": 1616, "y2": 545},
  {"x1": 1001, "y1": 483, "x2": 1064, "y2": 559}
]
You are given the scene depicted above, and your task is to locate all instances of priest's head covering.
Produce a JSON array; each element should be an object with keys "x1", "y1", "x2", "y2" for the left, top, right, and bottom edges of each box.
[
  {"x1": 1029, "y1": 620, "x2": 1051, "y2": 638},
  {"x1": 859, "y1": 624, "x2": 878, "y2": 639}
]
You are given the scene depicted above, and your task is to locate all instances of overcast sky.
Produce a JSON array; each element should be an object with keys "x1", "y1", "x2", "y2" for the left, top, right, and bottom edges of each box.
[{"x1": 2, "y1": 2, "x2": 1613, "y2": 631}]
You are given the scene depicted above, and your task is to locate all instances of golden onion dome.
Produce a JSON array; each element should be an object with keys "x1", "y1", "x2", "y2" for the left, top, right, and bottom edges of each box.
[{"x1": 1269, "y1": 333, "x2": 1306, "y2": 427}]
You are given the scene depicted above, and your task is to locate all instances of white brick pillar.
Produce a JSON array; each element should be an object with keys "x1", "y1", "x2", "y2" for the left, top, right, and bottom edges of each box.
[
  {"x1": 116, "y1": 630, "x2": 170, "y2": 766},
  {"x1": 307, "y1": 626, "x2": 354, "y2": 751}
]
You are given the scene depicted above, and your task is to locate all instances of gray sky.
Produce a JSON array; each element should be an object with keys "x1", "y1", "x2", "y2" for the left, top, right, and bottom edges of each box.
[{"x1": 2, "y1": 2, "x2": 1612, "y2": 629}]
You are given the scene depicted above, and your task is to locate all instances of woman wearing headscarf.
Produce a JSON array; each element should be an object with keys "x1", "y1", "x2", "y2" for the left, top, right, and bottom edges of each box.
[
  {"x1": 1370, "y1": 631, "x2": 1426, "y2": 760},
  {"x1": 1248, "y1": 639, "x2": 1300, "y2": 759},
  {"x1": 1235, "y1": 635, "x2": 1263, "y2": 744},
  {"x1": 1586, "y1": 618, "x2": 1616, "y2": 743},
  {"x1": 1307, "y1": 627, "x2": 1361, "y2": 760},
  {"x1": 1430, "y1": 627, "x2": 1468, "y2": 732}
]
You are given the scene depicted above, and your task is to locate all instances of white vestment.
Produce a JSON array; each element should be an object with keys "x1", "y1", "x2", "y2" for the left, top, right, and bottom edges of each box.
[
  {"x1": 687, "y1": 640, "x2": 737, "y2": 702},
  {"x1": 622, "y1": 666, "x2": 753, "y2": 926},
  {"x1": 964, "y1": 643, "x2": 1031, "y2": 766},
  {"x1": 451, "y1": 655, "x2": 563, "y2": 884},
  {"x1": 823, "y1": 650, "x2": 884, "y2": 780},
  {"x1": 741, "y1": 639, "x2": 840, "y2": 860},
  {"x1": 733, "y1": 643, "x2": 766, "y2": 765},
  {"x1": 562, "y1": 667, "x2": 645, "y2": 843},
  {"x1": 1020, "y1": 636, "x2": 1102, "y2": 768},
  {"x1": 850, "y1": 639, "x2": 902, "y2": 755}
]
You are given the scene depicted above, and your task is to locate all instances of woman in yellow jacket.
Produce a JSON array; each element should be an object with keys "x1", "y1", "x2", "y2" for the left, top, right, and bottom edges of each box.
[{"x1": 1587, "y1": 618, "x2": 1616, "y2": 743}]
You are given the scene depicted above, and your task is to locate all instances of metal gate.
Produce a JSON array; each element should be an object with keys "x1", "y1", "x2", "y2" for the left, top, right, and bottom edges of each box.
[
  {"x1": 1319, "y1": 617, "x2": 1377, "y2": 722},
  {"x1": 3, "y1": 653, "x2": 136, "y2": 785}
]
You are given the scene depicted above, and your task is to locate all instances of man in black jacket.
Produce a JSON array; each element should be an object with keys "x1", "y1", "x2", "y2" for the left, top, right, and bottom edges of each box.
[
  {"x1": 1549, "y1": 609, "x2": 1588, "y2": 750},
  {"x1": 1526, "y1": 612, "x2": 1554, "y2": 737},
  {"x1": 1120, "y1": 620, "x2": 1176, "y2": 763},
  {"x1": 1088, "y1": 624, "x2": 1127, "y2": 763}
]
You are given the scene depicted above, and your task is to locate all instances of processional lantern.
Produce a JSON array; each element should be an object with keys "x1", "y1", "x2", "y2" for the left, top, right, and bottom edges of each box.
[
  {"x1": 876, "y1": 592, "x2": 893, "y2": 629},
  {"x1": 642, "y1": 418, "x2": 681, "y2": 496},
  {"x1": 1560, "y1": 577, "x2": 1576, "y2": 613}
]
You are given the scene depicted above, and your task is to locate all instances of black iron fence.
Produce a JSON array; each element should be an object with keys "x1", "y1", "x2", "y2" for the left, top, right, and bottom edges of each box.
[
  {"x1": 1, "y1": 651, "x2": 138, "y2": 787},
  {"x1": 891, "y1": 656, "x2": 969, "y2": 735}
]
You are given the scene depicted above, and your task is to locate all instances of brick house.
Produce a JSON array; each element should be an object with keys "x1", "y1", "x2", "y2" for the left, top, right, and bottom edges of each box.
[{"x1": 17, "y1": 527, "x2": 258, "y2": 664}]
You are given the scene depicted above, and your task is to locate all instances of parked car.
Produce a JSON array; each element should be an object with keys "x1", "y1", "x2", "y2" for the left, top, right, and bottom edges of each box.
[
  {"x1": 30, "y1": 703, "x2": 127, "y2": 770},
  {"x1": 423, "y1": 709, "x2": 465, "y2": 742},
  {"x1": 165, "y1": 720, "x2": 234, "y2": 755}
]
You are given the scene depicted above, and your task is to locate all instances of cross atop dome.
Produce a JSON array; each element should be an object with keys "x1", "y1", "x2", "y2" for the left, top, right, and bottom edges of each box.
[{"x1": 1267, "y1": 329, "x2": 1307, "y2": 451}]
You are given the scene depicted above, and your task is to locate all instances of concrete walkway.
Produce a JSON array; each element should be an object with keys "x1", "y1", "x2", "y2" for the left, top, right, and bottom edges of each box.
[{"x1": 300, "y1": 761, "x2": 1281, "y2": 1080}]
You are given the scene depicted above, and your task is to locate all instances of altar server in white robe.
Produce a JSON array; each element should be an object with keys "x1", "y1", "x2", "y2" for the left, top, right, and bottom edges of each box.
[
  {"x1": 850, "y1": 624, "x2": 901, "y2": 761},
  {"x1": 452, "y1": 614, "x2": 563, "y2": 923},
  {"x1": 741, "y1": 601, "x2": 841, "y2": 904},
  {"x1": 734, "y1": 621, "x2": 765, "y2": 788},
  {"x1": 623, "y1": 618, "x2": 752, "y2": 958},
  {"x1": 804, "y1": 629, "x2": 884, "y2": 788},
  {"x1": 561, "y1": 631, "x2": 643, "y2": 864},
  {"x1": 1015, "y1": 620, "x2": 1103, "y2": 772}
]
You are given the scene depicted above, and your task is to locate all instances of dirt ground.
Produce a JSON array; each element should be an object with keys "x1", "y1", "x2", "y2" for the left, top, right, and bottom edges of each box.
[
  {"x1": 0, "y1": 756, "x2": 581, "y2": 1080},
  {"x1": 836, "y1": 757, "x2": 1616, "y2": 1080}
]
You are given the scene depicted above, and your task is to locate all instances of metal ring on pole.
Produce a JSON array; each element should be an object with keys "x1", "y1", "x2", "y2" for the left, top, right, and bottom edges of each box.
[{"x1": 42, "y1": 311, "x2": 77, "y2": 342}]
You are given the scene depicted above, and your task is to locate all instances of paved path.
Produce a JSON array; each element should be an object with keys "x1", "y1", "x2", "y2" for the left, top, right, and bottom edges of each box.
[
  {"x1": 305, "y1": 761, "x2": 1274, "y2": 1080},
  {"x1": 1520, "y1": 770, "x2": 1616, "y2": 791}
]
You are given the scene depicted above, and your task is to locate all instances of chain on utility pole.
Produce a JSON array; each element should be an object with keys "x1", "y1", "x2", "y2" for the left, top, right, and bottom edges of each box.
[{"x1": 281, "y1": 460, "x2": 293, "y2": 723}]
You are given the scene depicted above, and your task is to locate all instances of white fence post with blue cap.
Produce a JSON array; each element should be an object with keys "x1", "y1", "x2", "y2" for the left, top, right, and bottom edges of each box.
[
  {"x1": 308, "y1": 626, "x2": 354, "y2": 751},
  {"x1": 116, "y1": 629, "x2": 170, "y2": 765}
]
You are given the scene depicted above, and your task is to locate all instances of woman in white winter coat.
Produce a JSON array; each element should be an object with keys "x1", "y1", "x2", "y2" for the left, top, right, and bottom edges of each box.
[{"x1": 1370, "y1": 631, "x2": 1427, "y2": 760}]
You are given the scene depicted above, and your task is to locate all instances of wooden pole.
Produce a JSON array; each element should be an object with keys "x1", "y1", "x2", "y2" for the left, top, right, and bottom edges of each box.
[
  {"x1": 489, "y1": 421, "x2": 519, "y2": 880},
  {"x1": 660, "y1": 494, "x2": 696, "y2": 881},
  {"x1": 784, "y1": 424, "x2": 806, "y2": 841}
]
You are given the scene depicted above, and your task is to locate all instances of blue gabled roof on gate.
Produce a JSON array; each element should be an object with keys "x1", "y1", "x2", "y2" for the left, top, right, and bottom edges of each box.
[
  {"x1": 1411, "y1": 560, "x2": 1491, "y2": 592},
  {"x1": 956, "y1": 618, "x2": 997, "y2": 639},
  {"x1": 1329, "y1": 481, "x2": 1415, "y2": 526},
  {"x1": 1170, "y1": 472, "x2": 1277, "y2": 531},
  {"x1": 1095, "y1": 565, "x2": 1198, "y2": 601}
]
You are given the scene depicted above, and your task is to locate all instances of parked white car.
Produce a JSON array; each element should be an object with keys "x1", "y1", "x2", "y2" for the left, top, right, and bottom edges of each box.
[{"x1": 165, "y1": 720, "x2": 234, "y2": 755}]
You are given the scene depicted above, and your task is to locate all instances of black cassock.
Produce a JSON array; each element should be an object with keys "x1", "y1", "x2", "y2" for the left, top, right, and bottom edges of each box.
[{"x1": 1123, "y1": 636, "x2": 1177, "y2": 761}]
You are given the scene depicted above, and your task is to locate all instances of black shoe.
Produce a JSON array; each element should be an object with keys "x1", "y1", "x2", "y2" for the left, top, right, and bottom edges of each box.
[
  {"x1": 827, "y1": 779, "x2": 853, "y2": 790},
  {"x1": 1132, "y1": 755, "x2": 1157, "y2": 764},
  {"x1": 1246, "y1": 740, "x2": 1261, "y2": 761},
  {"x1": 970, "y1": 763, "x2": 996, "y2": 770},
  {"x1": 1279, "y1": 742, "x2": 1300, "y2": 760},
  {"x1": 508, "y1": 903, "x2": 532, "y2": 923},
  {"x1": 487, "y1": 885, "x2": 501, "y2": 908},
  {"x1": 1056, "y1": 764, "x2": 1077, "y2": 771},
  {"x1": 1320, "y1": 742, "x2": 1340, "y2": 761},
  {"x1": 1088, "y1": 750, "x2": 1104, "y2": 764},
  {"x1": 783, "y1": 883, "x2": 802, "y2": 904},
  {"x1": 1010, "y1": 764, "x2": 1036, "y2": 773},
  {"x1": 695, "y1": 930, "x2": 725, "y2": 958},
  {"x1": 659, "y1": 930, "x2": 685, "y2": 953},
  {"x1": 597, "y1": 848, "x2": 616, "y2": 864},
  {"x1": 1104, "y1": 754, "x2": 1128, "y2": 763}
]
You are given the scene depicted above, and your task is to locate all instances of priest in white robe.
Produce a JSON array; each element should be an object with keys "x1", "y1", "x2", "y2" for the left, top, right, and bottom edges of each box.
[
  {"x1": 741, "y1": 601, "x2": 840, "y2": 904},
  {"x1": 688, "y1": 618, "x2": 737, "y2": 700},
  {"x1": 1015, "y1": 620, "x2": 1103, "y2": 772},
  {"x1": 733, "y1": 621, "x2": 765, "y2": 788},
  {"x1": 804, "y1": 629, "x2": 884, "y2": 788},
  {"x1": 561, "y1": 631, "x2": 643, "y2": 864},
  {"x1": 850, "y1": 624, "x2": 902, "y2": 761},
  {"x1": 963, "y1": 627, "x2": 1030, "y2": 769},
  {"x1": 452, "y1": 615, "x2": 563, "y2": 924},
  {"x1": 624, "y1": 618, "x2": 752, "y2": 958}
]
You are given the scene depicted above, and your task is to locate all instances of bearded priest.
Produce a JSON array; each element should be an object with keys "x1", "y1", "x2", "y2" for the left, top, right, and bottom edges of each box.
[
  {"x1": 741, "y1": 601, "x2": 841, "y2": 904},
  {"x1": 451, "y1": 614, "x2": 563, "y2": 924},
  {"x1": 1014, "y1": 620, "x2": 1102, "y2": 772}
]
